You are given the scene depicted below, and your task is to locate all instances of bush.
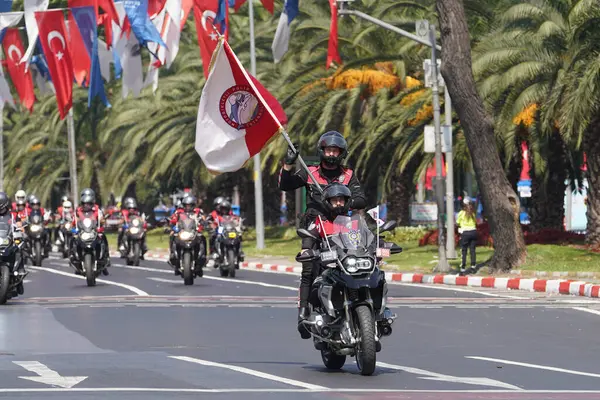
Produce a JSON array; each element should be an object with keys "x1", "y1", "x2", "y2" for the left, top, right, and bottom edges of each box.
[
  {"x1": 384, "y1": 226, "x2": 430, "y2": 243},
  {"x1": 418, "y1": 223, "x2": 585, "y2": 247}
]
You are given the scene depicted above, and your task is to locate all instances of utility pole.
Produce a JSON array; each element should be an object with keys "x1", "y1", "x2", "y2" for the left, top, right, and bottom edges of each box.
[
  {"x1": 67, "y1": 108, "x2": 79, "y2": 207},
  {"x1": 249, "y1": 0, "x2": 265, "y2": 249}
]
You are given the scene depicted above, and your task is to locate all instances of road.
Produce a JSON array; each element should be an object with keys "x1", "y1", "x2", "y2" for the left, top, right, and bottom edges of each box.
[{"x1": 2, "y1": 255, "x2": 600, "y2": 399}]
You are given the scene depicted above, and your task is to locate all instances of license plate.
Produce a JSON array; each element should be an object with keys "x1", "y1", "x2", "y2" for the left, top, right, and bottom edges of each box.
[
  {"x1": 376, "y1": 248, "x2": 391, "y2": 258},
  {"x1": 228, "y1": 232, "x2": 237, "y2": 238},
  {"x1": 320, "y1": 250, "x2": 336, "y2": 261}
]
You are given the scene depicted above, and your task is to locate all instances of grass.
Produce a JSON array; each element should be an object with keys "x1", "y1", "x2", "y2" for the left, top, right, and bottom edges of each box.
[{"x1": 104, "y1": 227, "x2": 600, "y2": 273}]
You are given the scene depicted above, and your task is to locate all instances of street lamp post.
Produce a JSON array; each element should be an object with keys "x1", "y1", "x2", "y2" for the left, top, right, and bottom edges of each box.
[{"x1": 337, "y1": 1, "x2": 452, "y2": 270}]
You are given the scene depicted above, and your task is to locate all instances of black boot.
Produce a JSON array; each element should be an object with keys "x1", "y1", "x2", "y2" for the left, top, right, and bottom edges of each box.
[{"x1": 297, "y1": 307, "x2": 311, "y2": 339}]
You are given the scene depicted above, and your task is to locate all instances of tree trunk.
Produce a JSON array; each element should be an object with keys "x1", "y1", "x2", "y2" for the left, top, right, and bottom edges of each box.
[
  {"x1": 583, "y1": 118, "x2": 600, "y2": 246},
  {"x1": 386, "y1": 159, "x2": 419, "y2": 226},
  {"x1": 529, "y1": 133, "x2": 567, "y2": 232},
  {"x1": 436, "y1": 0, "x2": 526, "y2": 272}
]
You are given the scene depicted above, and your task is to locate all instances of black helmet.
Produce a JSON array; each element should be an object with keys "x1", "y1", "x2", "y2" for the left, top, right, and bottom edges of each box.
[
  {"x1": 81, "y1": 194, "x2": 94, "y2": 204},
  {"x1": 27, "y1": 194, "x2": 36, "y2": 204},
  {"x1": 30, "y1": 196, "x2": 41, "y2": 206},
  {"x1": 213, "y1": 196, "x2": 225, "y2": 208},
  {"x1": 317, "y1": 131, "x2": 348, "y2": 167},
  {"x1": 81, "y1": 188, "x2": 95, "y2": 203},
  {"x1": 182, "y1": 195, "x2": 196, "y2": 206},
  {"x1": 322, "y1": 183, "x2": 351, "y2": 216},
  {"x1": 219, "y1": 200, "x2": 232, "y2": 214},
  {"x1": 0, "y1": 192, "x2": 9, "y2": 214},
  {"x1": 124, "y1": 197, "x2": 137, "y2": 209}
]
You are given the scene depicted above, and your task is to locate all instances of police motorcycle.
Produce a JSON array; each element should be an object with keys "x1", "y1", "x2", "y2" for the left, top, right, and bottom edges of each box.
[
  {"x1": 121, "y1": 213, "x2": 146, "y2": 266},
  {"x1": 295, "y1": 213, "x2": 402, "y2": 376},
  {"x1": 171, "y1": 214, "x2": 206, "y2": 285},
  {"x1": 0, "y1": 220, "x2": 27, "y2": 304},
  {"x1": 70, "y1": 214, "x2": 108, "y2": 287},
  {"x1": 26, "y1": 211, "x2": 48, "y2": 266},
  {"x1": 213, "y1": 215, "x2": 243, "y2": 278}
]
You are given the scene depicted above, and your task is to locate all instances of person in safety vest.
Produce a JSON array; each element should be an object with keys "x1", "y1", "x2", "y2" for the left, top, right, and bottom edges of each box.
[{"x1": 278, "y1": 131, "x2": 366, "y2": 339}]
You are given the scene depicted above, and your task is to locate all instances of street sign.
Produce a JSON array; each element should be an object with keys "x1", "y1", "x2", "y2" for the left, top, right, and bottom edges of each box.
[
  {"x1": 424, "y1": 125, "x2": 452, "y2": 153},
  {"x1": 423, "y1": 59, "x2": 444, "y2": 88},
  {"x1": 415, "y1": 20, "x2": 429, "y2": 40}
]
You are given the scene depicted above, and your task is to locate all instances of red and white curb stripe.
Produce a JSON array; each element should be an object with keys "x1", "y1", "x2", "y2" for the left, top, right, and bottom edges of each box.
[{"x1": 106, "y1": 255, "x2": 600, "y2": 299}]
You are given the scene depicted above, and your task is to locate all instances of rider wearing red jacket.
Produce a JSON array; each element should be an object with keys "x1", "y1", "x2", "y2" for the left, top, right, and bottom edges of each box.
[
  {"x1": 118, "y1": 197, "x2": 148, "y2": 255},
  {"x1": 0, "y1": 192, "x2": 26, "y2": 277},
  {"x1": 72, "y1": 188, "x2": 110, "y2": 275},
  {"x1": 207, "y1": 198, "x2": 244, "y2": 265},
  {"x1": 168, "y1": 195, "x2": 207, "y2": 274}
]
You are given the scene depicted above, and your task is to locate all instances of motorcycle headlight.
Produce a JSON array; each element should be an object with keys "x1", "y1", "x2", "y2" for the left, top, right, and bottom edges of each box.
[
  {"x1": 132, "y1": 219, "x2": 140, "y2": 227},
  {"x1": 356, "y1": 258, "x2": 373, "y2": 270},
  {"x1": 81, "y1": 232, "x2": 96, "y2": 241},
  {"x1": 30, "y1": 225, "x2": 42, "y2": 233},
  {"x1": 179, "y1": 231, "x2": 193, "y2": 241},
  {"x1": 343, "y1": 257, "x2": 359, "y2": 273},
  {"x1": 83, "y1": 218, "x2": 93, "y2": 229},
  {"x1": 0, "y1": 237, "x2": 10, "y2": 246},
  {"x1": 227, "y1": 232, "x2": 237, "y2": 238},
  {"x1": 129, "y1": 227, "x2": 140, "y2": 235}
]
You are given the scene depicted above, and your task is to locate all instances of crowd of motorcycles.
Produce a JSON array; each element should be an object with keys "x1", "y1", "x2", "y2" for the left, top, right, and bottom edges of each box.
[{"x1": 0, "y1": 195, "x2": 247, "y2": 304}]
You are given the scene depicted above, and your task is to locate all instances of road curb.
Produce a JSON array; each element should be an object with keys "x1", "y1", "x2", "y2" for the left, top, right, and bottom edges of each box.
[
  {"x1": 107, "y1": 253, "x2": 600, "y2": 299},
  {"x1": 238, "y1": 262, "x2": 600, "y2": 299}
]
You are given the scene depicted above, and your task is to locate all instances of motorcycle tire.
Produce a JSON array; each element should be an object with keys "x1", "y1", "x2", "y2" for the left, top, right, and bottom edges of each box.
[
  {"x1": 0, "y1": 265, "x2": 10, "y2": 304},
  {"x1": 355, "y1": 305, "x2": 377, "y2": 376},
  {"x1": 85, "y1": 253, "x2": 96, "y2": 287}
]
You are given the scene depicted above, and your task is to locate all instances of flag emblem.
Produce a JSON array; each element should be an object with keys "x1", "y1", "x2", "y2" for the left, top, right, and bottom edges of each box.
[{"x1": 219, "y1": 84, "x2": 264, "y2": 129}]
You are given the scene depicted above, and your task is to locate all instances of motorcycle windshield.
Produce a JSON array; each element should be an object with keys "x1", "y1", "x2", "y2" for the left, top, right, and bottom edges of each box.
[
  {"x1": 221, "y1": 216, "x2": 237, "y2": 230},
  {"x1": 178, "y1": 218, "x2": 196, "y2": 232},
  {"x1": 0, "y1": 221, "x2": 10, "y2": 238},
  {"x1": 327, "y1": 215, "x2": 374, "y2": 251},
  {"x1": 30, "y1": 214, "x2": 42, "y2": 224}
]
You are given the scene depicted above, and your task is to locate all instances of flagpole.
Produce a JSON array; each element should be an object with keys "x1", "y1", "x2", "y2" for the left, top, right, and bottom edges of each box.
[
  {"x1": 249, "y1": 0, "x2": 265, "y2": 250},
  {"x1": 0, "y1": 103, "x2": 4, "y2": 192},
  {"x1": 67, "y1": 108, "x2": 79, "y2": 207}
]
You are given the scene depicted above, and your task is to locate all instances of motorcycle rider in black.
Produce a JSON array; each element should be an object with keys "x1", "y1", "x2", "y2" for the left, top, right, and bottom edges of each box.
[{"x1": 278, "y1": 131, "x2": 366, "y2": 338}]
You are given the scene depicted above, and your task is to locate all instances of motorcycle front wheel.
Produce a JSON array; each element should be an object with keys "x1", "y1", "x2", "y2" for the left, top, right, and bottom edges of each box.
[
  {"x1": 0, "y1": 265, "x2": 10, "y2": 304},
  {"x1": 355, "y1": 305, "x2": 377, "y2": 376}
]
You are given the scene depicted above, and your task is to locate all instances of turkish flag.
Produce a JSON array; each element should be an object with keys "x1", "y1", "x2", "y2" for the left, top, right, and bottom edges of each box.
[
  {"x1": 180, "y1": 0, "x2": 193, "y2": 30},
  {"x1": 2, "y1": 28, "x2": 35, "y2": 112},
  {"x1": 35, "y1": 10, "x2": 74, "y2": 119},
  {"x1": 326, "y1": 0, "x2": 341, "y2": 68},
  {"x1": 193, "y1": 0, "x2": 228, "y2": 79},
  {"x1": 68, "y1": 0, "x2": 119, "y2": 25},
  {"x1": 67, "y1": 12, "x2": 91, "y2": 86}
]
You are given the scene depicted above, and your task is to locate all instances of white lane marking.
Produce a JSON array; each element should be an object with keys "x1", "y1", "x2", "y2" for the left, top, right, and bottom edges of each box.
[
  {"x1": 573, "y1": 307, "x2": 600, "y2": 316},
  {"x1": 13, "y1": 361, "x2": 87, "y2": 388},
  {"x1": 169, "y1": 356, "x2": 326, "y2": 390},
  {"x1": 376, "y1": 361, "x2": 521, "y2": 390},
  {"x1": 148, "y1": 277, "x2": 184, "y2": 284},
  {"x1": 114, "y1": 264, "x2": 298, "y2": 291},
  {"x1": 29, "y1": 266, "x2": 149, "y2": 296},
  {"x1": 466, "y1": 356, "x2": 600, "y2": 378},
  {"x1": 393, "y1": 282, "x2": 530, "y2": 299},
  {"x1": 2, "y1": 388, "x2": 600, "y2": 393}
]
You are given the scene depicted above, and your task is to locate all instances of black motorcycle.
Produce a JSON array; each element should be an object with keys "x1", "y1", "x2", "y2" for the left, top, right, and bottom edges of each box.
[
  {"x1": 121, "y1": 215, "x2": 145, "y2": 266},
  {"x1": 71, "y1": 214, "x2": 108, "y2": 286},
  {"x1": 26, "y1": 212, "x2": 47, "y2": 266},
  {"x1": 171, "y1": 216, "x2": 205, "y2": 285},
  {"x1": 0, "y1": 220, "x2": 27, "y2": 304},
  {"x1": 57, "y1": 218, "x2": 74, "y2": 259},
  {"x1": 214, "y1": 216, "x2": 242, "y2": 278},
  {"x1": 296, "y1": 214, "x2": 402, "y2": 376}
]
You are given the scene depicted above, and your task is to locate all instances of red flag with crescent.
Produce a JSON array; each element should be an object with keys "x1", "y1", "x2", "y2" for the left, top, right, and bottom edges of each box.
[
  {"x1": 2, "y1": 28, "x2": 35, "y2": 112},
  {"x1": 35, "y1": 10, "x2": 74, "y2": 119}
]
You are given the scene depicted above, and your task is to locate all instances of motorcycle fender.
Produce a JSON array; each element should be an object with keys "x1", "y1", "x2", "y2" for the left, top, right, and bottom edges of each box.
[{"x1": 333, "y1": 270, "x2": 381, "y2": 289}]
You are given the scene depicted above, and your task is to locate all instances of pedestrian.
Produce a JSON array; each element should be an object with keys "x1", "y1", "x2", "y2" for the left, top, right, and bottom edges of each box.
[{"x1": 456, "y1": 197, "x2": 478, "y2": 275}]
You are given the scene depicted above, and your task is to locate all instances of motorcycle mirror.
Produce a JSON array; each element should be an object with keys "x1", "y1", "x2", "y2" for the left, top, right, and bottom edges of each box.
[
  {"x1": 386, "y1": 242, "x2": 403, "y2": 254},
  {"x1": 296, "y1": 228, "x2": 318, "y2": 240},
  {"x1": 295, "y1": 250, "x2": 319, "y2": 263},
  {"x1": 380, "y1": 220, "x2": 397, "y2": 233}
]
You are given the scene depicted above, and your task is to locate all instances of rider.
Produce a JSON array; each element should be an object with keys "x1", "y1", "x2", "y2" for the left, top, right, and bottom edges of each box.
[
  {"x1": 0, "y1": 192, "x2": 26, "y2": 277},
  {"x1": 168, "y1": 195, "x2": 206, "y2": 275},
  {"x1": 73, "y1": 188, "x2": 111, "y2": 275},
  {"x1": 29, "y1": 196, "x2": 51, "y2": 257},
  {"x1": 118, "y1": 197, "x2": 148, "y2": 255},
  {"x1": 207, "y1": 198, "x2": 244, "y2": 266},
  {"x1": 278, "y1": 131, "x2": 367, "y2": 338},
  {"x1": 12, "y1": 190, "x2": 30, "y2": 213},
  {"x1": 54, "y1": 195, "x2": 69, "y2": 244}
]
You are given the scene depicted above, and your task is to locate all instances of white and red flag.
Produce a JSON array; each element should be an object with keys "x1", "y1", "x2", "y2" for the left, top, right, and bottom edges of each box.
[{"x1": 195, "y1": 37, "x2": 287, "y2": 174}]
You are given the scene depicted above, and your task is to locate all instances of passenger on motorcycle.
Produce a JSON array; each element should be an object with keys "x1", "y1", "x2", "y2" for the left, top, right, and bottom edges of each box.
[
  {"x1": 73, "y1": 188, "x2": 111, "y2": 275},
  {"x1": 118, "y1": 197, "x2": 148, "y2": 255},
  {"x1": 0, "y1": 192, "x2": 26, "y2": 276},
  {"x1": 168, "y1": 195, "x2": 207, "y2": 274},
  {"x1": 12, "y1": 190, "x2": 30, "y2": 214},
  {"x1": 207, "y1": 198, "x2": 244, "y2": 267},
  {"x1": 278, "y1": 131, "x2": 367, "y2": 338}
]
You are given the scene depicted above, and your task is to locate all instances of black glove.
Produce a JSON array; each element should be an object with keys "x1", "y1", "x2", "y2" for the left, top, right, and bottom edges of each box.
[{"x1": 284, "y1": 143, "x2": 299, "y2": 165}]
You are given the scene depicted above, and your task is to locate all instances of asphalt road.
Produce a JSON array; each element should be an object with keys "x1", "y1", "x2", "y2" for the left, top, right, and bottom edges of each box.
[{"x1": 2, "y1": 254, "x2": 600, "y2": 399}]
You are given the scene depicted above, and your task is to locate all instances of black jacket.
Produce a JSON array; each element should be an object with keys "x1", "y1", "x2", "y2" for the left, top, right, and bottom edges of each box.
[{"x1": 278, "y1": 165, "x2": 367, "y2": 221}]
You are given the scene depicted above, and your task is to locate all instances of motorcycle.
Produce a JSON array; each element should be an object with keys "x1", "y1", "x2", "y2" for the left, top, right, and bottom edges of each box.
[
  {"x1": 57, "y1": 218, "x2": 74, "y2": 259},
  {"x1": 295, "y1": 214, "x2": 402, "y2": 376},
  {"x1": 171, "y1": 215, "x2": 206, "y2": 285},
  {"x1": 71, "y1": 214, "x2": 108, "y2": 286},
  {"x1": 0, "y1": 220, "x2": 27, "y2": 304},
  {"x1": 121, "y1": 214, "x2": 146, "y2": 266},
  {"x1": 214, "y1": 216, "x2": 243, "y2": 278},
  {"x1": 26, "y1": 212, "x2": 47, "y2": 266}
]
